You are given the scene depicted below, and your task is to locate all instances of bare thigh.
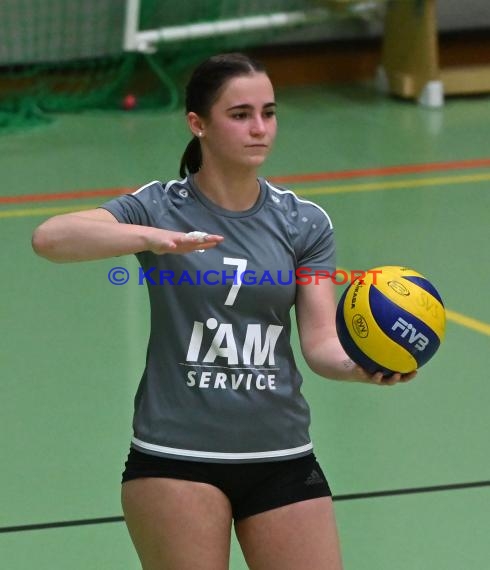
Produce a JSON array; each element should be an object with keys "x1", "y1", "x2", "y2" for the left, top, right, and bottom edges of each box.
[
  {"x1": 235, "y1": 497, "x2": 343, "y2": 570},
  {"x1": 121, "y1": 478, "x2": 233, "y2": 570}
]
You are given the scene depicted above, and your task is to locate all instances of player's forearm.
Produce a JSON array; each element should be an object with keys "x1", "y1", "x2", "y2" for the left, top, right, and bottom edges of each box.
[
  {"x1": 304, "y1": 336, "x2": 363, "y2": 382},
  {"x1": 32, "y1": 214, "x2": 152, "y2": 262}
]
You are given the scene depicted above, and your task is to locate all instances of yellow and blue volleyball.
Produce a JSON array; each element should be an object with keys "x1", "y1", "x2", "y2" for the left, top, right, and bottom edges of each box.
[{"x1": 335, "y1": 266, "x2": 446, "y2": 375}]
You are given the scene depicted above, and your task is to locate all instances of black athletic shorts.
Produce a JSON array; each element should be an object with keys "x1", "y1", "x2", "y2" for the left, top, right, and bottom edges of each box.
[{"x1": 122, "y1": 448, "x2": 332, "y2": 521}]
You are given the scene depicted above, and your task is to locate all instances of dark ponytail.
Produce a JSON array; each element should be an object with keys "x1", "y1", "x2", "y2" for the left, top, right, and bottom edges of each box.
[
  {"x1": 179, "y1": 136, "x2": 202, "y2": 178},
  {"x1": 179, "y1": 52, "x2": 267, "y2": 178}
]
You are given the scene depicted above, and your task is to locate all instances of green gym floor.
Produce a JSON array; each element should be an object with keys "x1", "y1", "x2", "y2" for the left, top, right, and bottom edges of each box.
[{"x1": 1, "y1": 82, "x2": 489, "y2": 569}]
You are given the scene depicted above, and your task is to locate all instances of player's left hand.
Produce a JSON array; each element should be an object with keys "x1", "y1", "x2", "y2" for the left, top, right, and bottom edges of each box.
[{"x1": 354, "y1": 365, "x2": 417, "y2": 386}]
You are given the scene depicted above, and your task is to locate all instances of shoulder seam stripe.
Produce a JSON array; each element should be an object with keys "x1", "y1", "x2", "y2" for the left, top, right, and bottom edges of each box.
[{"x1": 132, "y1": 180, "x2": 162, "y2": 196}]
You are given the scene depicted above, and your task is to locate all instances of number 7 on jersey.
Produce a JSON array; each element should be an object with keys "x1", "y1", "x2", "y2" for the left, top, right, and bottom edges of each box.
[{"x1": 223, "y1": 257, "x2": 247, "y2": 307}]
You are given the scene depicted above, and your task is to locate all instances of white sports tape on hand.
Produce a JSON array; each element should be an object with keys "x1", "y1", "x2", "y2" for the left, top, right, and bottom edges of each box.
[{"x1": 185, "y1": 231, "x2": 208, "y2": 242}]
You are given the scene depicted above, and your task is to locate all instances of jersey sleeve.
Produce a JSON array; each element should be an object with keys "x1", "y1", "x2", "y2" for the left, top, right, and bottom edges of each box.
[
  {"x1": 296, "y1": 204, "x2": 336, "y2": 272},
  {"x1": 98, "y1": 181, "x2": 163, "y2": 226}
]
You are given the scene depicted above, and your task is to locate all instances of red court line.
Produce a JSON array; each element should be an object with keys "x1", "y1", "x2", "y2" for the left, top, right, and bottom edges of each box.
[
  {"x1": 1, "y1": 157, "x2": 490, "y2": 205},
  {"x1": 269, "y1": 157, "x2": 490, "y2": 184}
]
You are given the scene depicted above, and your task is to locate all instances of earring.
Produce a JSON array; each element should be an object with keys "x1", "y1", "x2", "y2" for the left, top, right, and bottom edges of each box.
[{"x1": 197, "y1": 131, "x2": 203, "y2": 137}]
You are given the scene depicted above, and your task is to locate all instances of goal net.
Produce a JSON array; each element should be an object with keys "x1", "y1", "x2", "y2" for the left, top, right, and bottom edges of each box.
[{"x1": 0, "y1": 0, "x2": 383, "y2": 132}]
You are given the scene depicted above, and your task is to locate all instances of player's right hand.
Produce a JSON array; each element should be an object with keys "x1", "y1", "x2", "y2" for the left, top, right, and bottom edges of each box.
[{"x1": 146, "y1": 229, "x2": 224, "y2": 255}]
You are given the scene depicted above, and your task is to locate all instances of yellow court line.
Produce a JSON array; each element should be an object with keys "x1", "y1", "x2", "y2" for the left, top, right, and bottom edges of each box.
[
  {"x1": 297, "y1": 172, "x2": 490, "y2": 196},
  {"x1": 445, "y1": 309, "x2": 490, "y2": 336},
  {"x1": 0, "y1": 204, "x2": 99, "y2": 219}
]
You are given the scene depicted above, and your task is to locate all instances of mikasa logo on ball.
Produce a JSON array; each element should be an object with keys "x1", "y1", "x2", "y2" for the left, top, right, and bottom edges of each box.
[
  {"x1": 349, "y1": 281, "x2": 363, "y2": 309},
  {"x1": 388, "y1": 280, "x2": 410, "y2": 296},
  {"x1": 391, "y1": 317, "x2": 429, "y2": 351}
]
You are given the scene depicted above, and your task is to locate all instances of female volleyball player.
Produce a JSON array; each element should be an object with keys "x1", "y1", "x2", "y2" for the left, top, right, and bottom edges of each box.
[{"x1": 32, "y1": 53, "x2": 416, "y2": 569}]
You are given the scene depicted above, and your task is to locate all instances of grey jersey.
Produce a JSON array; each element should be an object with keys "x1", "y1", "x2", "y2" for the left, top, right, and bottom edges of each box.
[{"x1": 101, "y1": 175, "x2": 335, "y2": 462}]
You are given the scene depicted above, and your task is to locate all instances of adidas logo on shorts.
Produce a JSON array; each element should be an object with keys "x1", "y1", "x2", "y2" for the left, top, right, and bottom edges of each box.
[{"x1": 305, "y1": 469, "x2": 323, "y2": 486}]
